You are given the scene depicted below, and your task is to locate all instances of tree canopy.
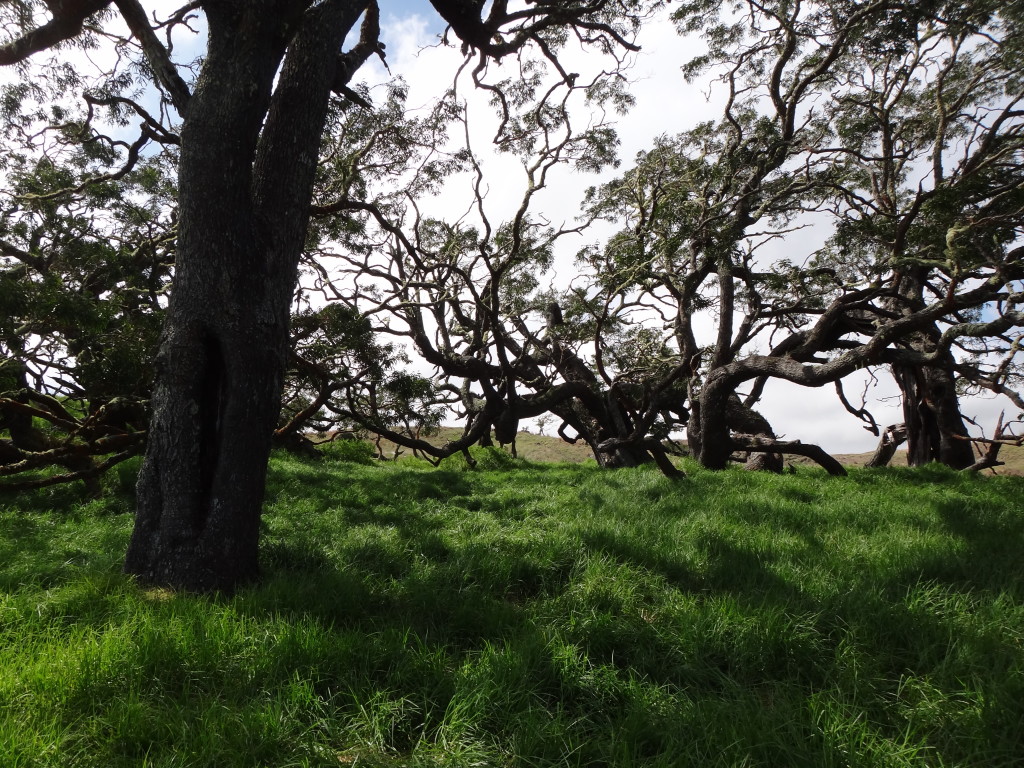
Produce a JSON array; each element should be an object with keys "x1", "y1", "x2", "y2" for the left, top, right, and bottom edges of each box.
[{"x1": 1, "y1": 0, "x2": 1022, "y2": 590}]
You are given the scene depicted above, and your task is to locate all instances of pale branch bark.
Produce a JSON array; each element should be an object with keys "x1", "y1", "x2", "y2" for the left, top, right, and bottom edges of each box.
[
  {"x1": 865, "y1": 423, "x2": 908, "y2": 468},
  {"x1": 960, "y1": 412, "x2": 1022, "y2": 472},
  {"x1": 952, "y1": 362, "x2": 1024, "y2": 411},
  {"x1": 331, "y1": 0, "x2": 384, "y2": 101}
]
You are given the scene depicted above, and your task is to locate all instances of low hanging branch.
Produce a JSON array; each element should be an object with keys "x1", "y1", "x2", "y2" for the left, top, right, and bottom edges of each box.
[
  {"x1": 730, "y1": 435, "x2": 848, "y2": 476},
  {"x1": 0, "y1": 448, "x2": 138, "y2": 492},
  {"x1": 0, "y1": 390, "x2": 148, "y2": 492}
]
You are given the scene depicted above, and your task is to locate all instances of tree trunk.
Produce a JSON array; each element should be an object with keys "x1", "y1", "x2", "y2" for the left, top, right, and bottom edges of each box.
[
  {"x1": 723, "y1": 395, "x2": 783, "y2": 473},
  {"x1": 891, "y1": 361, "x2": 974, "y2": 469},
  {"x1": 690, "y1": 376, "x2": 735, "y2": 470},
  {"x1": 888, "y1": 269, "x2": 974, "y2": 470},
  {"x1": 125, "y1": 1, "x2": 361, "y2": 592}
]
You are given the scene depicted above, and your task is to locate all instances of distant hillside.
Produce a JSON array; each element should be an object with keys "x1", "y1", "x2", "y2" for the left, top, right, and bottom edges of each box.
[
  {"x1": 358, "y1": 427, "x2": 1024, "y2": 475},
  {"x1": 791, "y1": 444, "x2": 1024, "y2": 476},
  {"x1": 360, "y1": 427, "x2": 594, "y2": 464}
]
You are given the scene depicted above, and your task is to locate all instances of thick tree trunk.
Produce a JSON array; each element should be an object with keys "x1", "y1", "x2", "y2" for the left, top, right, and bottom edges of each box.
[
  {"x1": 888, "y1": 269, "x2": 974, "y2": 470},
  {"x1": 125, "y1": 1, "x2": 360, "y2": 592},
  {"x1": 891, "y1": 361, "x2": 974, "y2": 468},
  {"x1": 594, "y1": 393, "x2": 655, "y2": 468},
  {"x1": 690, "y1": 378, "x2": 735, "y2": 470},
  {"x1": 694, "y1": 377, "x2": 838, "y2": 473},
  {"x1": 723, "y1": 395, "x2": 783, "y2": 473}
]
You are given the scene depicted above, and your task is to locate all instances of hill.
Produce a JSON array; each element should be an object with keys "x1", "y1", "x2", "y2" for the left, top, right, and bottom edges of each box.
[{"x1": 359, "y1": 427, "x2": 1024, "y2": 474}]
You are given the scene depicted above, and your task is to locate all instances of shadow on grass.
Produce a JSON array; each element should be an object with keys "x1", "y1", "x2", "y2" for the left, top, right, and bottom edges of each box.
[
  {"x1": 5, "y1": 456, "x2": 1023, "y2": 767},
  {"x1": 0, "y1": 508, "x2": 130, "y2": 591},
  {"x1": 928, "y1": 498, "x2": 1024, "y2": 593}
]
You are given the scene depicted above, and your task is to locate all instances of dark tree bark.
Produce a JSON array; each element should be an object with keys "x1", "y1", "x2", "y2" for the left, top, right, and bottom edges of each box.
[
  {"x1": 125, "y1": 0, "x2": 366, "y2": 592},
  {"x1": 730, "y1": 436, "x2": 847, "y2": 476},
  {"x1": 888, "y1": 269, "x2": 975, "y2": 470},
  {"x1": 891, "y1": 361, "x2": 974, "y2": 468},
  {"x1": 0, "y1": 0, "x2": 111, "y2": 65},
  {"x1": 724, "y1": 395, "x2": 783, "y2": 473},
  {"x1": 690, "y1": 378, "x2": 734, "y2": 471},
  {"x1": 0, "y1": 355, "x2": 103, "y2": 494}
]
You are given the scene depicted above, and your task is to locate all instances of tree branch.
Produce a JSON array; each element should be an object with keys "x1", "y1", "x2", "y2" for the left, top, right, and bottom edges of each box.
[
  {"x1": 0, "y1": 0, "x2": 110, "y2": 65},
  {"x1": 113, "y1": 0, "x2": 192, "y2": 114}
]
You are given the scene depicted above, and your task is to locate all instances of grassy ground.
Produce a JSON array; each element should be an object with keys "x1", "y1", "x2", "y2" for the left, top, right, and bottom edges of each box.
[{"x1": 1, "y1": 448, "x2": 1022, "y2": 767}]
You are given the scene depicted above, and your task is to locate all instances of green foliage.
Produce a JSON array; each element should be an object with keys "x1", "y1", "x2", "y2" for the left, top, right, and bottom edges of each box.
[{"x1": 1, "y1": 457, "x2": 1022, "y2": 766}]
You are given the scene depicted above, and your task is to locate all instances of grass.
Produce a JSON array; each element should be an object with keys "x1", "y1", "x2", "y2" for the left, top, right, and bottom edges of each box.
[{"x1": 0, "y1": 450, "x2": 1022, "y2": 766}]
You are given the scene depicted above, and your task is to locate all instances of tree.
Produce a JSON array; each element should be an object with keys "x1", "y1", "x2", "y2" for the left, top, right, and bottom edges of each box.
[
  {"x1": 1, "y1": 0, "x2": 653, "y2": 591},
  {"x1": 310, "y1": 64, "x2": 691, "y2": 474},
  {"x1": 574, "y1": 0, "x2": 1024, "y2": 471},
  {"x1": 0, "y1": 146, "x2": 174, "y2": 493}
]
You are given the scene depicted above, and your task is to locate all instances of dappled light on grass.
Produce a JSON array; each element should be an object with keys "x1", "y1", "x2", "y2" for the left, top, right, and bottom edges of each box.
[{"x1": 0, "y1": 453, "x2": 1022, "y2": 766}]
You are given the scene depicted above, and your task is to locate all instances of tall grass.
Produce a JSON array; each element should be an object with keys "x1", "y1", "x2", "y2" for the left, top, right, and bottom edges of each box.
[{"x1": 1, "y1": 450, "x2": 1021, "y2": 766}]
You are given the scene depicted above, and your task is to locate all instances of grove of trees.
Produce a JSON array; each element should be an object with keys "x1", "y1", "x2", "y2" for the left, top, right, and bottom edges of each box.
[{"x1": 1, "y1": 0, "x2": 1022, "y2": 591}]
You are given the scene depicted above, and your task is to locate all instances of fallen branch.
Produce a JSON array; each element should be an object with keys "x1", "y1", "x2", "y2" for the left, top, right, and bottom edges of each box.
[
  {"x1": 0, "y1": 449, "x2": 136, "y2": 493},
  {"x1": 958, "y1": 411, "x2": 1022, "y2": 473},
  {"x1": 730, "y1": 435, "x2": 847, "y2": 476},
  {"x1": 865, "y1": 423, "x2": 908, "y2": 468}
]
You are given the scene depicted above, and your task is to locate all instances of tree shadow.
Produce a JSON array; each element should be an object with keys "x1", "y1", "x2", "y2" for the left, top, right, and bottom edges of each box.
[{"x1": 6, "y1": 458, "x2": 1023, "y2": 766}]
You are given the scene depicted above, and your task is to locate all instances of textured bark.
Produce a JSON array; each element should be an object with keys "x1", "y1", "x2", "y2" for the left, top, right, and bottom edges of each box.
[
  {"x1": 725, "y1": 395, "x2": 783, "y2": 473},
  {"x1": 690, "y1": 378, "x2": 734, "y2": 470},
  {"x1": 0, "y1": 0, "x2": 111, "y2": 65},
  {"x1": 865, "y1": 423, "x2": 908, "y2": 468},
  {"x1": 730, "y1": 436, "x2": 847, "y2": 476},
  {"x1": 888, "y1": 269, "x2": 975, "y2": 470},
  {"x1": 692, "y1": 389, "x2": 785, "y2": 472},
  {"x1": 125, "y1": 1, "x2": 364, "y2": 592},
  {"x1": 0, "y1": 357, "x2": 101, "y2": 494},
  {"x1": 891, "y1": 361, "x2": 974, "y2": 468}
]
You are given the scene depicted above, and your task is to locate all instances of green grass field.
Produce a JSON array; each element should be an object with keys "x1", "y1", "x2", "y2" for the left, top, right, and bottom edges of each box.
[{"x1": 1, "y1": 447, "x2": 1022, "y2": 766}]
